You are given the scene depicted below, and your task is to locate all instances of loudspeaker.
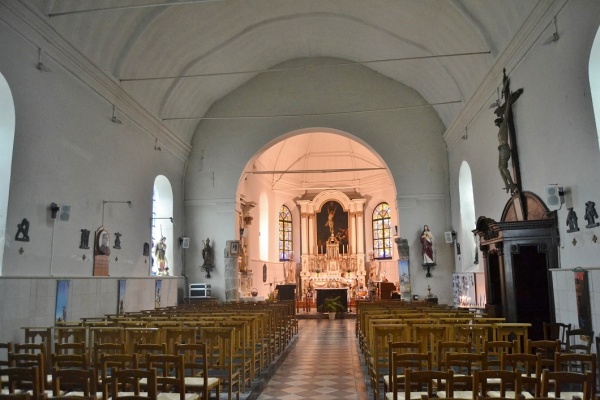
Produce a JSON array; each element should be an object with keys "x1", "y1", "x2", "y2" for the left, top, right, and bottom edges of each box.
[
  {"x1": 181, "y1": 237, "x2": 190, "y2": 248},
  {"x1": 59, "y1": 205, "x2": 71, "y2": 221},
  {"x1": 241, "y1": 228, "x2": 248, "y2": 238},
  {"x1": 444, "y1": 231, "x2": 454, "y2": 244},
  {"x1": 544, "y1": 185, "x2": 564, "y2": 210}
]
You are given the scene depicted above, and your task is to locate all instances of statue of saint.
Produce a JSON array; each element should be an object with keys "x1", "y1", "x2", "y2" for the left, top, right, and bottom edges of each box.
[
  {"x1": 202, "y1": 238, "x2": 213, "y2": 267},
  {"x1": 420, "y1": 225, "x2": 435, "y2": 266}
]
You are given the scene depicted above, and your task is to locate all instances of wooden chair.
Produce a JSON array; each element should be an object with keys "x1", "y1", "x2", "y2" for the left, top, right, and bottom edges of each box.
[
  {"x1": 542, "y1": 322, "x2": 571, "y2": 351},
  {"x1": 91, "y1": 343, "x2": 126, "y2": 390},
  {"x1": 566, "y1": 328, "x2": 593, "y2": 354},
  {"x1": 387, "y1": 369, "x2": 453, "y2": 400},
  {"x1": 0, "y1": 367, "x2": 41, "y2": 399},
  {"x1": 437, "y1": 341, "x2": 471, "y2": 372},
  {"x1": 526, "y1": 339, "x2": 560, "y2": 371},
  {"x1": 484, "y1": 341, "x2": 516, "y2": 370},
  {"x1": 554, "y1": 352, "x2": 596, "y2": 395},
  {"x1": 473, "y1": 370, "x2": 522, "y2": 400},
  {"x1": 51, "y1": 365, "x2": 99, "y2": 399},
  {"x1": 9, "y1": 351, "x2": 47, "y2": 397},
  {"x1": 98, "y1": 353, "x2": 138, "y2": 400},
  {"x1": 198, "y1": 327, "x2": 240, "y2": 400},
  {"x1": 385, "y1": 352, "x2": 432, "y2": 400},
  {"x1": 498, "y1": 352, "x2": 542, "y2": 398},
  {"x1": 437, "y1": 352, "x2": 487, "y2": 399},
  {"x1": 146, "y1": 354, "x2": 198, "y2": 400},
  {"x1": 540, "y1": 369, "x2": 593, "y2": 400},
  {"x1": 163, "y1": 328, "x2": 196, "y2": 355},
  {"x1": 133, "y1": 343, "x2": 166, "y2": 369},
  {"x1": 175, "y1": 343, "x2": 220, "y2": 400},
  {"x1": 110, "y1": 368, "x2": 157, "y2": 400},
  {"x1": 0, "y1": 343, "x2": 13, "y2": 387}
]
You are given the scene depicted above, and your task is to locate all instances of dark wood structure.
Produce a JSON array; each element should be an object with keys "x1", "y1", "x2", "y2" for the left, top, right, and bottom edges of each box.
[
  {"x1": 474, "y1": 192, "x2": 559, "y2": 340},
  {"x1": 276, "y1": 284, "x2": 297, "y2": 301}
]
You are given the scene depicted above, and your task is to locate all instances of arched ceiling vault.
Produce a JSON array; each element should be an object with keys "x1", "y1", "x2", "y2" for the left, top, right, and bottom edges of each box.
[{"x1": 35, "y1": 0, "x2": 539, "y2": 147}]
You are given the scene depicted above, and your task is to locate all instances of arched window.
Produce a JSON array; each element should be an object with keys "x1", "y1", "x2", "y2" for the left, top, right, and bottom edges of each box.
[
  {"x1": 0, "y1": 73, "x2": 15, "y2": 275},
  {"x1": 278, "y1": 205, "x2": 293, "y2": 261},
  {"x1": 372, "y1": 202, "x2": 392, "y2": 259},
  {"x1": 151, "y1": 175, "x2": 173, "y2": 276},
  {"x1": 590, "y1": 26, "x2": 600, "y2": 147},
  {"x1": 459, "y1": 161, "x2": 477, "y2": 270},
  {"x1": 259, "y1": 192, "x2": 268, "y2": 261}
]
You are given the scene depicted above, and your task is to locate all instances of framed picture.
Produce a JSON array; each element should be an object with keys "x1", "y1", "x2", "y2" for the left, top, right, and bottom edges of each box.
[
  {"x1": 95, "y1": 227, "x2": 110, "y2": 256},
  {"x1": 229, "y1": 240, "x2": 240, "y2": 256}
]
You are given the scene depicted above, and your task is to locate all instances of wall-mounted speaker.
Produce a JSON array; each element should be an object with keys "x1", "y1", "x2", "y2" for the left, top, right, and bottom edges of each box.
[
  {"x1": 241, "y1": 228, "x2": 248, "y2": 238},
  {"x1": 181, "y1": 237, "x2": 190, "y2": 248},
  {"x1": 444, "y1": 231, "x2": 454, "y2": 244},
  {"x1": 544, "y1": 185, "x2": 564, "y2": 211}
]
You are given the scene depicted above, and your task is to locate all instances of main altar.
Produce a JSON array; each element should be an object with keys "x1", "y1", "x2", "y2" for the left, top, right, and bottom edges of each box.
[{"x1": 296, "y1": 190, "x2": 367, "y2": 297}]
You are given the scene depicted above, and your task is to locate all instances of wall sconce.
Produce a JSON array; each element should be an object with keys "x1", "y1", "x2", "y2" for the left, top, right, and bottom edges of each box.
[{"x1": 50, "y1": 203, "x2": 60, "y2": 219}]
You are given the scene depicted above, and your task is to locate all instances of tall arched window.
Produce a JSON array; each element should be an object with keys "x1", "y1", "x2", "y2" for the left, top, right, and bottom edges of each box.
[
  {"x1": 151, "y1": 175, "x2": 173, "y2": 276},
  {"x1": 278, "y1": 205, "x2": 292, "y2": 261},
  {"x1": 259, "y1": 192, "x2": 268, "y2": 261},
  {"x1": 372, "y1": 202, "x2": 392, "y2": 259},
  {"x1": 590, "y1": 26, "x2": 600, "y2": 146},
  {"x1": 0, "y1": 73, "x2": 15, "y2": 275},
  {"x1": 459, "y1": 161, "x2": 477, "y2": 270}
]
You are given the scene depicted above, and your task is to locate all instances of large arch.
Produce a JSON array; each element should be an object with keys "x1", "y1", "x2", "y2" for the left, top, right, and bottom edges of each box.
[
  {"x1": 235, "y1": 128, "x2": 398, "y2": 298},
  {"x1": 590, "y1": 25, "x2": 600, "y2": 147},
  {"x1": 0, "y1": 73, "x2": 15, "y2": 275}
]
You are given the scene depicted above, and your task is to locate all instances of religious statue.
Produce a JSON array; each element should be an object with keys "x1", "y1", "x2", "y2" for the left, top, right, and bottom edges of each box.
[
  {"x1": 113, "y1": 232, "x2": 122, "y2": 249},
  {"x1": 566, "y1": 208, "x2": 580, "y2": 232},
  {"x1": 154, "y1": 237, "x2": 168, "y2": 275},
  {"x1": 420, "y1": 225, "x2": 435, "y2": 265},
  {"x1": 202, "y1": 238, "x2": 213, "y2": 267},
  {"x1": 584, "y1": 201, "x2": 599, "y2": 228},
  {"x1": 79, "y1": 229, "x2": 90, "y2": 249},
  {"x1": 15, "y1": 218, "x2": 30, "y2": 242},
  {"x1": 494, "y1": 69, "x2": 523, "y2": 194}
]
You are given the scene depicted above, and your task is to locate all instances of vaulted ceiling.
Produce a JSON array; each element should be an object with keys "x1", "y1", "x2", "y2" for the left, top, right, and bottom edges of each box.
[
  {"x1": 32, "y1": 0, "x2": 538, "y2": 145},
  {"x1": 24, "y1": 0, "x2": 541, "y2": 192}
]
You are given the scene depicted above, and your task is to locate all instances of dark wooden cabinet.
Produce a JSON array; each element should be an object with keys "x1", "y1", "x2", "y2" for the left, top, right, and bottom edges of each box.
[{"x1": 475, "y1": 194, "x2": 559, "y2": 340}]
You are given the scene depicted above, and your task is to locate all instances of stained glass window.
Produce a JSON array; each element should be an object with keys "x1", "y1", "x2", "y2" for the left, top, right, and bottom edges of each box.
[
  {"x1": 279, "y1": 205, "x2": 292, "y2": 261},
  {"x1": 372, "y1": 202, "x2": 392, "y2": 259}
]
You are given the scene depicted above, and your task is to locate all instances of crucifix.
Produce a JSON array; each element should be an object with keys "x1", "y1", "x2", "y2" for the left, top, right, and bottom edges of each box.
[{"x1": 493, "y1": 69, "x2": 525, "y2": 219}]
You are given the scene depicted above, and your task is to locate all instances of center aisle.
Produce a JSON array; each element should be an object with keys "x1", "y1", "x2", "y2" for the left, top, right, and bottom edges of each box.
[{"x1": 256, "y1": 318, "x2": 369, "y2": 400}]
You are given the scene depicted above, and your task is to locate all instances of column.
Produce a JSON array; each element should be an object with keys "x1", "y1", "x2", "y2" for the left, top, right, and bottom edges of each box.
[
  {"x1": 357, "y1": 212, "x2": 364, "y2": 254},
  {"x1": 308, "y1": 214, "x2": 314, "y2": 255},
  {"x1": 301, "y1": 213, "x2": 308, "y2": 255}
]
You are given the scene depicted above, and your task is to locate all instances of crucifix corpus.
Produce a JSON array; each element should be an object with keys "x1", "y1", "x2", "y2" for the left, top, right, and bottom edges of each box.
[{"x1": 494, "y1": 68, "x2": 523, "y2": 195}]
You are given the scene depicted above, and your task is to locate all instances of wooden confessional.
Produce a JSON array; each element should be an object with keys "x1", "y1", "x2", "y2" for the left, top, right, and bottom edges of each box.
[{"x1": 474, "y1": 192, "x2": 559, "y2": 340}]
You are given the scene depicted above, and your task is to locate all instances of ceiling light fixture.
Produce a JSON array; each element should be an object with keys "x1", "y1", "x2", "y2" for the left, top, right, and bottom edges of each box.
[{"x1": 111, "y1": 105, "x2": 122, "y2": 124}]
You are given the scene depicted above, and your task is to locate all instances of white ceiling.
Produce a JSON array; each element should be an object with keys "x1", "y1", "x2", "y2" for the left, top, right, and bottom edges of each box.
[{"x1": 26, "y1": 0, "x2": 540, "y2": 191}]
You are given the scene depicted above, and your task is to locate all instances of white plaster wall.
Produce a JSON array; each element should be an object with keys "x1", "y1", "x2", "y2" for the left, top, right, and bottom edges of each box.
[
  {"x1": 0, "y1": 277, "x2": 179, "y2": 343},
  {"x1": 185, "y1": 57, "x2": 453, "y2": 304},
  {"x1": 448, "y1": 2, "x2": 600, "y2": 322},
  {"x1": 0, "y1": 23, "x2": 186, "y2": 278}
]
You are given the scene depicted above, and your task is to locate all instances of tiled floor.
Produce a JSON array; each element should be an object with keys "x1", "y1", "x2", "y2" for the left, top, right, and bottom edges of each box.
[{"x1": 244, "y1": 318, "x2": 370, "y2": 400}]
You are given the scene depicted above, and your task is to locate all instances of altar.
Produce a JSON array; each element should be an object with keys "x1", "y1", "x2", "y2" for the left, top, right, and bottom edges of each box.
[
  {"x1": 316, "y1": 288, "x2": 348, "y2": 312},
  {"x1": 297, "y1": 190, "x2": 368, "y2": 298}
]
